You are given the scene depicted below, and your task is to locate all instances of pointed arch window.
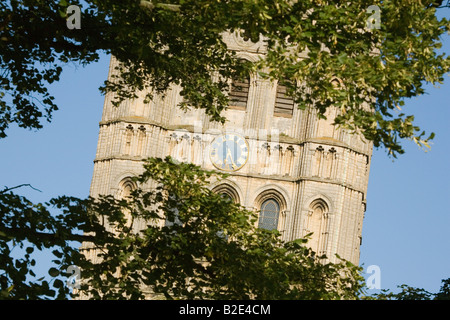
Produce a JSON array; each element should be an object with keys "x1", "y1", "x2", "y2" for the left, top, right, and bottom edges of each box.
[
  {"x1": 305, "y1": 199, "x2": 330, "y2": 256},
  {"x1": 211, "y1": 183, "x2": 241, "y2": 204},
  {"x1": 119, "y1": 178, "x2": 136, "y2": 201},
  {"x1": 258, "y1": 199, "x2": 280, "y2": 231},
  {"x1": 118, "y1": 178, "x2": 137, "y2": 228},
  {"x1": 220, "y1": 193, "x2": 234, "y2": 203}
]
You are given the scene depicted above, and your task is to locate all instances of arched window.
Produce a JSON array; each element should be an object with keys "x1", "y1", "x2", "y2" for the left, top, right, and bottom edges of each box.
[
  {"x1": 119, "y1": 178, "x2": 136, "y2": 200},
  {"x1": 211, "y1": 183, "x2": 241, "y2": 204},
  {"x1": 229, "y1": 76, "x2": 250, "y2": 109},
  {"x1": 124, "y1": 124, "x2": 134, "y2": 155},
  {"x1": 121, "y1": 182, "x2": 134, "y2": 200},
  {"x1": 118, "y1": 178, "x2": 137, "y2": 228},
  {"x1": 274, "y1": 83, "x2": 294, "y2": 117},
  {"x1": 258, "y1": 199, "x2": 280, "y2": 231},
  {"x1": 220, "y1": 193, "x2": 233, "y2": 203},
  {"x1": 305, "y1": 199, "x2": 330, "y2": 256}
]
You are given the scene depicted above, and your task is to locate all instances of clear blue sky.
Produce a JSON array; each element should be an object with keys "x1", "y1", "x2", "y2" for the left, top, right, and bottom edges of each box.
[{"x1": 1, "y1": 27, "x2": 449, "y2": 297}]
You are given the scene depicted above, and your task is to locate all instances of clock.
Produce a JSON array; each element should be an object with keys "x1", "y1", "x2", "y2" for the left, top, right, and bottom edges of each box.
[{"x1": 210, "y1": 133, "x2": 249, "y2": 171}]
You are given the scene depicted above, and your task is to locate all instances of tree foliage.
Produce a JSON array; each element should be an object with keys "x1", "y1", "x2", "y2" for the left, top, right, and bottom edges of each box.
[
  {"x1": 368, "y1": 278, "x2": 450, "y2": 300},
  {"x1": 1, "y1": 157, "x2": 366, "y2": 299},
  {"x1": 1, "y1": 0, "x2": 449, "y2": 156},
  {"x1": 1, "y1": 0, "x2": 450, "y2": 300}
]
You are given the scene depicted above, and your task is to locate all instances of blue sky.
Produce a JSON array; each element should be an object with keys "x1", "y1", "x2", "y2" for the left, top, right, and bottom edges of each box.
[
  {"x1": 1, "y1": 29, "x2": 449, "y2": 297},
  {"x1": 361, "y1": 78, "x2": 450, "y2": 294}
]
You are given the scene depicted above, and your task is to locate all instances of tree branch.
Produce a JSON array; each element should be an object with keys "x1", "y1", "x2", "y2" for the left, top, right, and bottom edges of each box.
[
  {"x1": 139, "y1": 1, "x2": 180, "y2": 12},
  {"x1": 1, "y1": 184, "x2": 42, "y2": 194},
  {"x1": 0, "y1": 226, "x2": 98, "y2": 244}
]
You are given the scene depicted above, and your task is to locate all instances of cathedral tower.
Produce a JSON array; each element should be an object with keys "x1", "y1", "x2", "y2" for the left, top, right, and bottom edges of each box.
[{"x1": 89, "y1": 32, "x2": 373, "y2": 266}]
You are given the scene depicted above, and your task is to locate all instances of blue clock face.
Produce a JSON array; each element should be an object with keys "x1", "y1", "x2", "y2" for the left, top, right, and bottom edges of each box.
[{"x1": 210, "y1": 134, "x2": 249, "y2": 171}]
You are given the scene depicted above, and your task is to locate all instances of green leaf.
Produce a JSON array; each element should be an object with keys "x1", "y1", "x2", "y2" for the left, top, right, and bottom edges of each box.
[
  {"x1": 53, "y1": 279, "x2": 64, "y2": 288},
  {"x1": 48, "y1": 267, "x2": 60, "y2": 277},
  {"x1": 52, "y1": 250, "x2": 63, "y2": 258}
]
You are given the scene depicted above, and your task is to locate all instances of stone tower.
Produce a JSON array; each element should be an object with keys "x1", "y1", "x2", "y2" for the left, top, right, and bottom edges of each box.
[{"x1": 89, "y1": 32, "x2": 373, "y2": 266}]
